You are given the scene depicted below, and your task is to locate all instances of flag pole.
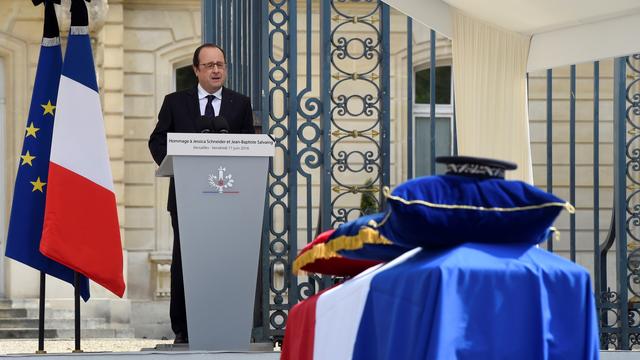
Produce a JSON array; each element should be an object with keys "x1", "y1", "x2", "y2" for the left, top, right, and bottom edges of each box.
[
  {"x1": 73, "y1": 272, "x2": 82, "y2": 353},
  {"x1": 36, "y1": 271, "x2": 46, "y2": 354}
]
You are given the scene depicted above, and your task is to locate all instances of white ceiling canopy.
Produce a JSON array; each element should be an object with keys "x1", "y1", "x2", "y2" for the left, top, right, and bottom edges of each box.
[{"x1": 382, "y1": 0, "x2": 640, "y2": 72}]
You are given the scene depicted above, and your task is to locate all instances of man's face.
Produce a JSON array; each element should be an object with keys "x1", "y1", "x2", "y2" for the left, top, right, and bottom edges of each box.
[{"x1": 193, "y1": 47, "x2": 227, "y2": 93}]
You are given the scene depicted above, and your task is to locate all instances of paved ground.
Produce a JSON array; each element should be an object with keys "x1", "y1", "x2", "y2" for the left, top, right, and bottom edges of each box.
[{"x1": 0, "y1": 339, "x2": 173, "y2": 355}]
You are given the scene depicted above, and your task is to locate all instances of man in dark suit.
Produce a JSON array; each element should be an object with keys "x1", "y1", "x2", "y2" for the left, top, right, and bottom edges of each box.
[{"x1": 148, "y1": 43, "x2": 255, "y2": 344}]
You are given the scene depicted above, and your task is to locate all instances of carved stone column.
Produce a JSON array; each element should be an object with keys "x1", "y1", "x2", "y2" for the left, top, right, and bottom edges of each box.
[{"x1": 55, "y1": 0, "x2": 109, "y2": 33}]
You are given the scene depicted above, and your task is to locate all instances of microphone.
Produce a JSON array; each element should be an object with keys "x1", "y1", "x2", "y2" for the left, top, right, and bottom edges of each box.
[
  {"x1": 212, "y1": 116, "x2": 230, "y2": 134},
  {"x1": 197, "y1": 116, "x2": 213, "y2": 133}
]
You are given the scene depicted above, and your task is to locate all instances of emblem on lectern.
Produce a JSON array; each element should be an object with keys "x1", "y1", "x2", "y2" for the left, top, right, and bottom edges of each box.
[{"x1": 208, "y1": 166, "x2": 234, "y2": 193}]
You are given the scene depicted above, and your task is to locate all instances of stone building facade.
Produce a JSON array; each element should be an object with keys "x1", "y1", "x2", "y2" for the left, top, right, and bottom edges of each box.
[{"x1": 0, "y1": 0, "x2": 202, "y2": 338}]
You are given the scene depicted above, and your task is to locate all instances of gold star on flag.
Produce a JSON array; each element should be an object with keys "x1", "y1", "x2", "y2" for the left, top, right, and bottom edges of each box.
[
  {"x1": 41, "y1": 100, "x2": 56, "y2": 116},
  {"x1": 25, "y1": 123, "x2": 39, "y2": 138},
  {"x1": 20, "y1": 151, "x2": 36, "y2": 166},
  {"x1": 30, "y1": 177, "x2": 46, "y2": 192}
]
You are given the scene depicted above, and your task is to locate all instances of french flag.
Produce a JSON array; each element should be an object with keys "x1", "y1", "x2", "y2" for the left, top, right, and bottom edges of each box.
[
  {"x1": 40, "y1": 0, "x2": 125, "y2": 298},
  {"x1": 282, "y1": 244, "x2": 599, "y2": 359}
]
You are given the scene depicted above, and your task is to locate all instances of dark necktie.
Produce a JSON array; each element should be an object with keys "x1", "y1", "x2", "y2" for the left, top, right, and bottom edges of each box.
[{"x1": 205, "y1": 94, "x2": 215, "y2": 118}]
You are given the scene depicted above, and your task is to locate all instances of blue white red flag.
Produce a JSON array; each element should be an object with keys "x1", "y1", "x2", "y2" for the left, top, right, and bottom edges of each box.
[
  {"x1": 4, "y1": 0, "x2": 90, "y2": 301},
  {"x1": 40, "y1": 0, "x2": 125, "y2": 297}
]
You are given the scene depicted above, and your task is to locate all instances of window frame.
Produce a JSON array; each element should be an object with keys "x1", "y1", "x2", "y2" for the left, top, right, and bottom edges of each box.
[
  {"x1": 413, "y1": 63, "x2": 453, "y2": 106},
  {"x1": 411, "y1": 62, "x2": 455, "y2": 175}
]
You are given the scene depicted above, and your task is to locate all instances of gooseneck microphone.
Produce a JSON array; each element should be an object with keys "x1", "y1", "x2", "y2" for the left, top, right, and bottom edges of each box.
[
  {"x1": 197, "y1": 116, "x2": 213, "y2": 133},
  {"x1": 212, "y1": 116, "x2": 230, "y2": 134},
  {"x1": 197, "y1": 115, "x2": 229, "y2": 133}
]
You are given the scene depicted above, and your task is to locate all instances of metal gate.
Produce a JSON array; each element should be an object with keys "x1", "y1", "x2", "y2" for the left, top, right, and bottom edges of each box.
[{"x1": 258, "y1": 0, "x2": 391, "y2": 342}]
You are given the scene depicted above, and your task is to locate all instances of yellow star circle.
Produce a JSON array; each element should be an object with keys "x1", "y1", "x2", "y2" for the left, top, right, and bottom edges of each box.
[
  {"x1": 20, "y1": 151, "x2": 36, "y2": 166},
  {"x1": 41, "y1": 100, "x2": 56, "y2": 116},
  {"x1": 30, "y1": 177, "x2": 46, "y2": 192},
  {"x1": 25, "y1": 123, "x2": 40, "y2": 138}
]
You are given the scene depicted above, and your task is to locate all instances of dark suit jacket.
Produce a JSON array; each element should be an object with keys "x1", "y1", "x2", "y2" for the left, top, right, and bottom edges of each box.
[{"x1": 149, "y1": 86, "x2": 255, "y2": 212}]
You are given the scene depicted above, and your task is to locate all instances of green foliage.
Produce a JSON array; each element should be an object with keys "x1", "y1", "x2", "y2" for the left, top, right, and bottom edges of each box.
[{"x1": 360, "y1": 178, "x2": 379, "y2": 215}]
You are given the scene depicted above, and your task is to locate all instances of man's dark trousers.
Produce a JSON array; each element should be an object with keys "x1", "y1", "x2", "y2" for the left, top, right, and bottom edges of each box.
[{"x1": 169, "y1": 210, "x2": 187, "y2": 338}]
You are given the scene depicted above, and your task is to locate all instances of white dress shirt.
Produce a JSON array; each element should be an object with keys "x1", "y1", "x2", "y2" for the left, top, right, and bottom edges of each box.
[{"x1": 197, "y1": 84, "x2": 222, "y2": 117}]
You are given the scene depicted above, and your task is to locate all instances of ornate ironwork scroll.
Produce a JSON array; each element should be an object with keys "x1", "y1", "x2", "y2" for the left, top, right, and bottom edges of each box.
[
  {"x1": 320, "y1": 0, "x2": 390, "y2": 230},
  {"x1": 603, "y1": 55, "x2": 640, "y2": 350},
  {"x1": 260, "y1": 0, "x2": 294, "y2": 342},
  {"x1": 624, "y1": 54, "x2": 640, "y2": 349}
]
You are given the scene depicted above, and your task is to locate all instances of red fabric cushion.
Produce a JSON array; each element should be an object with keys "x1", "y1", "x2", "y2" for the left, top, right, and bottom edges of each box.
[{"x1": 293, "y1": 229, "x2": 381, "y2": 277}]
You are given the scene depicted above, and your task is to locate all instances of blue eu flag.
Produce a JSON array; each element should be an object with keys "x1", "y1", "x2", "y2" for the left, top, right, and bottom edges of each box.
[{"x1": 5, "y1": 0, "x2": 89, "y2": 301}]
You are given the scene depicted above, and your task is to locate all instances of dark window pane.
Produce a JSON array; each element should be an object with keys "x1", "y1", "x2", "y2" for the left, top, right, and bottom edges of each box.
[
  {"x1": 176, "y1": 65, "x2": 197, "y2": 91},
  {"x1": 415, "y1": 66, "x2": 452, "y2": 104}
]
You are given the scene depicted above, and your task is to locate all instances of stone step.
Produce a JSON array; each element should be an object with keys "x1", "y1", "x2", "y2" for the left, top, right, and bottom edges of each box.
[
  {"x1": 56, "y1": 328, "x2": 135, "y2": 339},
  {"x1": 5, "y1": 304, "x2": 89, "y2": 320},
  {"x1": 0, "y1": 299, "x2": 13, "y2": 309},
  {"x1": 0, "y1": 309, "x2": 27, "y2": 318},
  {"x1": 0, "y1": 327, "x2": 134, "y2": 339},
  {"x1": 48, "y1": 318, "x2": 109, "y2": 330},
  {"x1": 0, "y1": 328, "x2": 57, "y2": 339},
  {"x1": 0, "y1": 299, "x2": 135, "y2": 340},
  {"x1": 25, "y1": 308, "x2": 75, "y2": 319},
  {"x1": 0, "y1": 318, "x2": 108, "y2": 329},
  {"x1": 0, "y1": 318, "x2": 38, "y2": 328}
]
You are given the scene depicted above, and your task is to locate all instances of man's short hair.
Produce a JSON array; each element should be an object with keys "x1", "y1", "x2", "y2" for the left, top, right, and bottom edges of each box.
[{"x1": 193, "y1": 43, "x2": 226, "y2": 67}]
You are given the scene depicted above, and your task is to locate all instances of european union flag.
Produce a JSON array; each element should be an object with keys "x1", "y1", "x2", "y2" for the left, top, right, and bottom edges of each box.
[{"x1": 5, "y1": 0, "x2": 89, "y2": 301}]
